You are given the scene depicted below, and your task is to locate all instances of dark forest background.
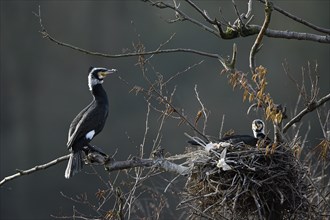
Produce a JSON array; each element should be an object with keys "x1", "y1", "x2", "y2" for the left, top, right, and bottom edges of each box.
[{"x1": 1, "y1": 1, "x2": 329, "y2": 219}]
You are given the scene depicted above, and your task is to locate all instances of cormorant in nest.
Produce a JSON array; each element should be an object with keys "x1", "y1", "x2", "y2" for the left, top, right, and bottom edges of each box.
[{"x1": 187, "y1": 119, "x2": 271, "y2": 150}]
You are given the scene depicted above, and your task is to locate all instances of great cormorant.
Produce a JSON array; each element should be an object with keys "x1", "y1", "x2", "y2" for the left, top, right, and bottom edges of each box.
[
  {"x1": 187, "y1": 119, "x2": 271, "y2": 147},
  {"x1": 65, "y1": 67, "x2": 117, "y2": 179}
]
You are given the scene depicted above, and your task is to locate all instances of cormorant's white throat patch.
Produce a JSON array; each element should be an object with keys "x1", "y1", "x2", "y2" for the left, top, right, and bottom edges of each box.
[
  {"x1": 86, "y1": 130, "x2": 95, "y2": 140},
  {"x1": 88, "y1": 74, "x2": 103, "y2": 90}
]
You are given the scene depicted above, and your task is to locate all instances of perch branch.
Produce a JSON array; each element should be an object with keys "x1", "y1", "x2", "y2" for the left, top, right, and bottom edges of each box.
[
  {"x1": 0, "y1": 152, "x2": 189, "y2": 187},
  {"x1": 0, "y1": 154, "x2": 70, "y2": 187},
  {"x1": 104, "y1": 150, "x2": 190, "y2": 175},
  {"x1": 283, "y1": 93, "x2": 330, "y2": 133}
]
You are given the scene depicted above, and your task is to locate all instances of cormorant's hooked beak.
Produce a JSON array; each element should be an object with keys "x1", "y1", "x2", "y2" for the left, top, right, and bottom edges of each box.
[
  {"x1": 100, "y1": 68, "x2": 117, "y2": 78},
  {"x1": 252, "y1": 122, "x2": 259, "y2": 131}
]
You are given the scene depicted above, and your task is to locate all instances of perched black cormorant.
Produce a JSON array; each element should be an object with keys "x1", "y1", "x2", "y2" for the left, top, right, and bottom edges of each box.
[
  {"x1": 65, "y1": 67, "x2": 117, "y2": 179},
  {"x1": 187, "y1": 119, "x2": 271, "y2": 147}
]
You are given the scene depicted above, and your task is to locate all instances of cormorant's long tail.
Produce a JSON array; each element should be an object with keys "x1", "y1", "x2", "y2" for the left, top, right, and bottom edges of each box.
[
  {"x1": 65, "y1": 151, "x2": 83, "y2": 179},
  {"x1": 185, "y1": 133, "x2": 209, "y2": 146}
]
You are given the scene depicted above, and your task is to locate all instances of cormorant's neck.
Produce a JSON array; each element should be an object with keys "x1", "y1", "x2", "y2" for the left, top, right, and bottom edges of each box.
[
  {"x1": 91, "y1": 84, "x2": 108, "y2": 104},
  {"x1": 256, "y1": 132, "x2": 266, "y2": 139}
]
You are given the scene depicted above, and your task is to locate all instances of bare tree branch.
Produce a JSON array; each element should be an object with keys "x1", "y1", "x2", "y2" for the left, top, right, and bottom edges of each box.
[
  {"x1": 0, "y1": 154, "x2": 70, "y2": 187},
  {"x1": 249, "y1": 0, "x2": 272, "y2": 73},
  {"x1": 250, "y1": 25, "x2": 330, "y2": 43},
  {"x1": 142, "y1": 0, "x2": 330, "y2": 43},
  {"x1": 0, "y1": 152, "x2": 189, "y2": 187},
  {"x1": 105, "y1": 156, "x2": 188, "y2": 175},
  {"x1": 33, "y1": 5, "x2": 223, "y2": 61},
  {"x1": 257, "y1": 0, "x2": 330, "y2": 35},
  {"x1": 283, "y1": 93, "x2": 330, "y2": 133}
]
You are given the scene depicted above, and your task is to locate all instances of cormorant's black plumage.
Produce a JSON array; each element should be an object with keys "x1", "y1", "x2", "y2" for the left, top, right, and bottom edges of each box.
[
  {"x1": 65, "y1": 67, "x2": 117, "y2": 179},
  {"x1": 217, "y1": 134, "x2": 259, "y2": 146},
  {"x1": 188, "y1": 119, "x2": 271, "y2": 147}
]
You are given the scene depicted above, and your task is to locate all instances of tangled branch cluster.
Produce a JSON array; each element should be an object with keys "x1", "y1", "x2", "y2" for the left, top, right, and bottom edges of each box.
[{"x1": 180, "y1": 143, "x2": 321, "y2": 220}]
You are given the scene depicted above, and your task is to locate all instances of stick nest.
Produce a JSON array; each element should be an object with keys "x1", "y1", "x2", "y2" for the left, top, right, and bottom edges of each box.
[{"x1": 180, "y1": 144, "x2": 319, "y2": 220}]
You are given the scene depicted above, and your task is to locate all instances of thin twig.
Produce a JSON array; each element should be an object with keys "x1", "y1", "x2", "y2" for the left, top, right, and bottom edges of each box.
[
  {"x1": 194, "y1": 84, "x2": 208, "y2": 134},
  {"x1": 162, "y1": 60, "x2": 204, "y2": 86},
  {"x1": 144, "y1": 32, "x2": 177, "y2": 63},
  {"x1": 142, "y1": 68, "x2": 209, "y2": 140},
  {"x1": 219, "y1": 114, "x2": 226, "y2": 139},
  {"x1": 232, "y1": 0, "x2": 244, "y2": 26},
  {"x1": 316, "y1": 108, "x2": 330, "y2": 140},
  {"x1": 282, "y1": 60, "x2": 303, "y2": 96},
  {"x1": 148, "y1": 0, "x2": 220, "y2": 37},
  {"x1": 245, "y1": 0, "x2": 253, "y2": 19},
  {"x1": 301, "y1": 123, "x2": 311, "y2": 151},
  {"x1": 140, "y1": 103, "x2": 151, "y2": 158},
  {"x1": 185, "y1": 0, "x2": 217, "y2": 25}
]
